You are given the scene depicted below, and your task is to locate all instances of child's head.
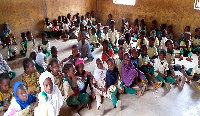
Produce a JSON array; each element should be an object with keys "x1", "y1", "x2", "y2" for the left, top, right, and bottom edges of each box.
[
  {"x1": 30, "y1": 51, "x2": 36, "y2": 60},
  {"x1": 75, "y1": 58, "x2": 84, "y2": 74},
  {"x1": 151, "y1": 30, "x2": 156, "y2": 36},
  {"x1": 165, "y1": 39, "x2": 174, "y2": 51},
  {"x1": 118, "y1": 46, "x2": 125, "y2": 59},
  {"x1": 184, "y1": 32, "x2": 191, "y2": 41},
  {"x1": 0, "y1": 73, "x2": 10, "y2": 93},
  {"x1": 160, "y1": 24, "x2": 166, "y2": 31},
  {"x1": 103, "y1": 26, "x2": 109, "y2": 34},
  {"x1": 141, "y1": 44, "x2": 147, "y2": 56},
  {"x1": 184, "y1": 26, "x2": 190, "y2": 32},
  {"x1": 131, "y1": 47, "x2": 138, "y2": 59},
  {"x1": 152, "y1": 20, "x2": 157, "y2": 28},
  {"x1": 41, "y1": 32, "x2": 47, "y2": 41},
  {"x1": 125, "y1": 32, "x2": 131, "y2": 43},
  {"x1": 139, "y1": 30, "x2": 146, "y2": 39},
  {"x1": 87, "y1": 20, "x2": 92, "y2": 26},
  {"x1": 23, "y1": 58, "x2": 36, "y2": 74},
  {"x1": 53, "y1": 19, "x2": 58, "y2": 26},
  {"x1": 110, "y1": 20, "x2": 115, "y2": 30},
  {"x1": 86, "y1": 12, "x2": 91, "y2": 18},
  {"x1": 102, "y1": 40, "x2": 109, "y2": 51},
  {"x1": 108, "y1": 14, "x2": 112, "y2": 19},
  {"x1": 91, "y1": 11, "x2": 95, "y2": 17},
  {"x1": 58, "y1": 16, "x2": 62, "y2": 22},
  {"x1": 81, "y1": 15, "x2": 85, "y2": 21},
  {"x1": 80, "y1": 31, "x2": 88, "y2": 43},
  {"x1": 3, "y1": 23, "x2": 9, "y2": 30},
  {"x1": 21, "y1": 32, "x2": 27, "y2": 41},
  {"x1": 162, "y1": 30, "x2": 166, "y2": 37},
  {"x1": 97, "y1": 23, "x2": 101, "y2": 30},
  {"x1": 140, "y1": 19, "x2": 145, "y2": 26},
  {"x1": 167, "y1": 25, "x2": 172, "y2": 34},
  {"x1": 39, "y1": 71, "x2": 54, "y2": 94},
  {"x1": 158, "y1": 49, "x2": 166, "y2": 61},
  {"x1": 63, "y1": 63, "x2": 75, "y2": 77},
  {"x1": 45, "y1": 18, "x2": 50, "y2": 25},
  {"x1": 26, "y1": 31, "x2": 33, "y2": 41},
  {"x1": 51, "y1": 46, "x2": 58, "y2": 58},
  {"x1": 96, "y1": 58, "x2": 103, "y2": 69},
  {"x1": 67, "y1": 13, "x2": 71, "y2": 20},
  {"x1": 149, "y1": 37, "x2": 155, "y2": 47},
  {"x1": 5, "y1": 37, "x2": 12, "y2": 46},
  {"x1": 91, "y1": 27, "x2": 96, "y2": 35},
  {"x1": 107, "y1": 57, "x2": 115, "y2": 71},
  {"x1": 80, "y1": 23, "x2": 85, "y2": 31},
  {"x1": 49, "y1": 59, "x2": 60, "y2": 76},
  {"x1": 72, "y1": 44, "x2": 79, "y2": 57},
  {"x1": 13, "y1": 82, "x2": 28, "y2": 101},
  {"x1": 123, "y1": 52, "x2": 131, "y2": 66},
  {"x1": 134, "y1": 18, "x2": 138, "y2": 25}
]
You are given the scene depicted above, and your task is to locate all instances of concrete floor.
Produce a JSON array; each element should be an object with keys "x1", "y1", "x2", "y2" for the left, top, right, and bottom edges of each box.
[{"x1": 8, "y1": 38, "x2": 200, "y2": 116}]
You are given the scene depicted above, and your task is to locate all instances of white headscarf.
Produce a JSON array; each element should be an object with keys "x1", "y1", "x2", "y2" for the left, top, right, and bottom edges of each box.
[{"x1": 39, "y1": 71, "x2": 63, "y2": 116}]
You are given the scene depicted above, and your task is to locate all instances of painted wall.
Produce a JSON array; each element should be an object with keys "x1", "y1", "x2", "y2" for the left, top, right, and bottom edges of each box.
[
  {"x1": 0, "y1": 0, "x2": 96, "y2": 39},
  {"x1": 96, "y1": 0, "x2": 200, "y2": 41}
]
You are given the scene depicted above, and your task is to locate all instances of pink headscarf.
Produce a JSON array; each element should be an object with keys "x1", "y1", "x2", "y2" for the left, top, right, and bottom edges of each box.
[{"x1": 75, "y1": 58, "x2": 84, "y2": 66}]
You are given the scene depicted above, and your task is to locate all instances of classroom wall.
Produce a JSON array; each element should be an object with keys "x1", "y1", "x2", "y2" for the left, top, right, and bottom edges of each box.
[
  {"x1": 0, "y1": 0, "x2": 96, "y2": 39},
  {"x1": 96, "y1": 0, "x2": 200, "y2": 41}
]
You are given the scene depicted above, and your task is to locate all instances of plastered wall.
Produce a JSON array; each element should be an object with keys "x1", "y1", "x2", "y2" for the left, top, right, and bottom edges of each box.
[
  {"x1": 96, "y1": 0, "x2": 200, "y2": 41},
  {"x1": 0, "y1": 0, "x2": 96, "y2": 39}
]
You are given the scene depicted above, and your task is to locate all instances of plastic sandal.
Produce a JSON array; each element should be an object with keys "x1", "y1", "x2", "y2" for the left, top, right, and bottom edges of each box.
[{"x1": 153, "y1": 82, "x2": 162, "y2": 90}]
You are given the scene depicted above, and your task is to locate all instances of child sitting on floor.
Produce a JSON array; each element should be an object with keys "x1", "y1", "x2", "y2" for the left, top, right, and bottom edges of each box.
[
  {"x1": 96, "y1": 23, "x2": 103, "y2": 42},
  {"x1": 154, "y1": 49, "x2": 182, "y2": 90},
  {"x1": 91, "y1": 11, "x2": 96, "y2": 25},
  {"x1": 62, "y1": 63, "x2": 89, "y2": 113},
  {"x1": 102, "y1": 26, "x2": 109, "y2": 42},
  {"x1": 148, "y1": 36, "x2": 158, "y2": 61},
  {"x1": 102, "y1": 40, "x2": 114, "y2": 63},
  {"x1": 166, "y1": 25, "x2": 173, "y2": 40},
  {"x1": 78, "y1": 31, "x2": 94, "y2": 61},
  {"x1": 61, "y1": 44, "x2": 81, "y2": 66},
  {"x1": 1, "y1": 23, "x2": 17, "y2": 45},
  {"x1": 123, "y1": 32, "x2": 132, "y2": 52},
  {"x1": 20, "y1": 32, "x2": 27, "y2": 56},
  {"x1": 131, "y1": 47, "x2": 139, "y2": 68},
  {"x1": 48, "y1": 59, "x2": 64, "y2": 96},
  {"x1": 36, "y1": 47, "x2": 47, "y2": 73},
  {"x1": 4, "y1": 82, "x2": 37, "y2": 116},
  {"x1": 74, "y1": 58, "x2": 94, "y2": 95},
  {"x1": 150, "y1": 20, "x2": 158, "y2": 34},
  {"x1": 26, "y1": 31, "x2": 35, "y2": 58},
  {"x1": 34, "y1": 71, "x2": 63, "y2": 116},
  {"x1": 139, "y1": 44, "x2": 160, "y2": 89},
  {"x1": 0, "y1": 53, "x2": 16, "y2": 79},
  {"x1": 191, "y1": 28, "x2": 200, "y2": 54},
  {"x1": 106, "y1": 14, "x2": 112, "y2": 26},
  {"x1": 121, "y1": 18, "x2": 129, "y2": 34},
  {"x1": 0, "y1": 73, "x2": 13, "y2": 114},
  {"x1": 136, "y1": 30, "x2": 148, "y2": 51},
  {"x1": 89, "y1": 27, "x2": 100, "y2": 52},
  {"x1": 121, "y1": 52, "x2": 146, "y2": 96},
  {"x1": 44, "y1": 18, "x2": 53, "y2": 38},
  {"x1": 157, "y1": 24, "x2": 166, "y2": 41},
  {"x1": 129, "y1": 18, "x2": 139, "y2": 38},
  {"x1": 92, "y1": 58, "x2": 110, "y2": 110},
  {"x1": 175, "y1": 26, "x2": 190, "y2": 49},
  {"x1": 38, "y1": 32, "x2": 51, "y2": 57},
  {"x1": 0, "y1": 37, "x2": 15, "y2": 61},
  {"x1": 150, "y1": 30, "x2": 159, "y2": 48},
  {"x1": 22, "y1": 58, "x2": 40, "y2": 95},
  {"x1": 179, "y1": 32, "x2": 193, "y2": 62},
  {"x1": 47, "y1": 46, "x2": 59, "y2": 64},
  {"x1": 160, "y1": 30, "x2": 168, "y2": 50},
  {"x1": 139, "y1": 19, "x2": 146, "y2": 32},
  {"x1": 106, "y1": 57, "x2": 123, "y2": 111},
  {"x1": 115, "y1": 47, "x2": 125, "y2": 77},
  {"x1": 52, "y1": 19, "x2": 62, "y2": 39},
  {"x1": 108, "y1": 20, "x2": 119, "y2": 53}
]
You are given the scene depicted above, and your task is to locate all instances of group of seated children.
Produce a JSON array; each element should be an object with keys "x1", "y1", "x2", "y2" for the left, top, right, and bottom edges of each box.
[{"x1": 0, "y1": 12, "x2": 199, "y2": 116}]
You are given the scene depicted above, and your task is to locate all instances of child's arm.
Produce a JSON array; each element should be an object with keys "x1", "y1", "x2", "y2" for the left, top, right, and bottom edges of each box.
[
  {"x1": 194, "y1": 73, "x2": 200, "y2": 77},
  {"x1": 155, "y1": 70, "x2": 167, "y2": 78},
  {"x1": 60, "y1": 55, "x2": 73, "y2": 67}
]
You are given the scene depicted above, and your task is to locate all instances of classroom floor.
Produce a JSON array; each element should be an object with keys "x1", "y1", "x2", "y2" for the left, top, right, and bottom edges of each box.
[{"x1": 8, "y1": 38, "x2": 200, "y2": 116}]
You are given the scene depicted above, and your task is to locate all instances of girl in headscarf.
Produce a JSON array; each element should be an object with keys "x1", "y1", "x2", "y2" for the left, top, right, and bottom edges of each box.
[
  {"x1": 4, "y1": 82, "x2": 37, "y2": 116},
  {"x1": 0, "y1": 53, "x2": 16, "y2": 79},
  {"x1": 92, "y1": 58, "x2": 110, "y2": 110},
  {"x1": 2, "y1": 23, "x2": 17, "y2": 45},
  {"x1": 34, "y1": 71, "x2": 63, "y2": 116}
]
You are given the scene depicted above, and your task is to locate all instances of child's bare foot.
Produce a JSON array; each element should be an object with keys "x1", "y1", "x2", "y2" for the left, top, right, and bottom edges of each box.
[
  {"x1": 137, "y1": 88, "x2": 143, "y2": 96},
  {"x1": 63, "y1": 37, "x2": 69, "y2": 41},
  {"x1": 186, "y1": 57, "x2": 193, "y2": 62},
  {"x1": 165, "y1": 83, "x2": 171, "y2": 90},
  {"x1": 179, "y1": 55, "x2": 183, "y2": 61},
  {"x1": 186, "y1": 76, "x2": 193, "y2": 82}
]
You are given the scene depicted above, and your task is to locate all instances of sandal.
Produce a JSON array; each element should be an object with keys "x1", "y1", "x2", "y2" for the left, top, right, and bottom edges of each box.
[{"x1": 153, "y1": 82, "x2": 162, "y2": 90}]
